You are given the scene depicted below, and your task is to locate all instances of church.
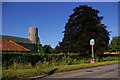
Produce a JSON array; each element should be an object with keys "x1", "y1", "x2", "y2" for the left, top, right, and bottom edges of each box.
[{"x1": 0, "y1": 27, "x2": 39, "y2": 53}]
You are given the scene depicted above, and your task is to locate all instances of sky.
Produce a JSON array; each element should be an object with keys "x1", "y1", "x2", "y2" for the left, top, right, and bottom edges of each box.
[{"x1": 2, "y1": 2, "x2": 118, "y2": 48}]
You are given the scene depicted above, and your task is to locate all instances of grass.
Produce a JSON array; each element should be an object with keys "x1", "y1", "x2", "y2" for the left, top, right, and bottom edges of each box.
[{"x1": 2, "y1": 60, "x2": 119, "y2": 79}]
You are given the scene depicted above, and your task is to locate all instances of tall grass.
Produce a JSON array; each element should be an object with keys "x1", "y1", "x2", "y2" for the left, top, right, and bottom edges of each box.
[{"x1": 2, "y1": 60, "x2": 119, "y2": 79}]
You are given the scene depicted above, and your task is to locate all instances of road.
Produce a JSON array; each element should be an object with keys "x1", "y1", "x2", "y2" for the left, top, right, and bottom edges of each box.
[{"x1": 30, "y1": 63, "x2": 119, "y2": 79}]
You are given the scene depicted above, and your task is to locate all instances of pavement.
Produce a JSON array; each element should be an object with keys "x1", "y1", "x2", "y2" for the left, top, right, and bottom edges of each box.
[{"x1": 29, "y1": 63, "x2": 119, "y2": 80}]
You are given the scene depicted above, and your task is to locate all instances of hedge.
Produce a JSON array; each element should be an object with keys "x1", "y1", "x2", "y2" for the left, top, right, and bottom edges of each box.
[{"x1": 2, "y1": 53, "x2": 118, "y2": 70}]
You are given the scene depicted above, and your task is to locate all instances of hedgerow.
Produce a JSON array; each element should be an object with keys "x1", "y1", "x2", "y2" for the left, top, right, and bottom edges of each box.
[{"x1": 2, "y1": 53, "x2": 118, "y2": 70}]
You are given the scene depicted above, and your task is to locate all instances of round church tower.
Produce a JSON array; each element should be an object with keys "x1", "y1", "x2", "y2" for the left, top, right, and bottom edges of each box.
[{"x1": 28, "y1": 27, "x2": 38, "y2": 44}]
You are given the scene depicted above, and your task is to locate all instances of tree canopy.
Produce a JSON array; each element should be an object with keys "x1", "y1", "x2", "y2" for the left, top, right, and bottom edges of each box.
[
  {"x1": 56, "y1": 5, "x2": 110, "y2": 56},
  {"x1": 109, "y1": 36, "x2": 120, "y2": 52},
  {"x1": 38, "y1": 44, "x2": 56, "y2": 54}
]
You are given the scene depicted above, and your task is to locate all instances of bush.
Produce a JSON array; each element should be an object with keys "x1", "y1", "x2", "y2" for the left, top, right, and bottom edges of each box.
[
  {"x1": 2, "y1": 53, "x2": 118, "y2": 70},
  {"x1": 7, "y1": 62, "x2": 32, "y2": 69}
]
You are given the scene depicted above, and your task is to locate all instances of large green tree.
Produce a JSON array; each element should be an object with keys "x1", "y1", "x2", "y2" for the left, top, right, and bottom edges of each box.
[
  {"x1": 109, "y1": 36, "x2": 120, "y2": 52},
  {"x1": 57, "y1": 5, "x2": 110, "y2": 56}
]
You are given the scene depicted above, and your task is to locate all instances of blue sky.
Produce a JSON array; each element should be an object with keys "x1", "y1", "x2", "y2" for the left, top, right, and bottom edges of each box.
[{"x1": 2, "y1": 2, "x2": 118, "y2": 48}]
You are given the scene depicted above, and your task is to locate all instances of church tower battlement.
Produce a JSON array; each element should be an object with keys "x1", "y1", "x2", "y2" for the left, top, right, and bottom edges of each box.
[{"x1": 28, "y1": 27, "x2": 38, "y2": 44}]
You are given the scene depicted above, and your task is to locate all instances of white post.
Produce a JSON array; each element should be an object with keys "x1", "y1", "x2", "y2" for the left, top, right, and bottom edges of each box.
[
  {"x1": 90, "y1": 39, "x2": 95, "y2": 63},
  {"x1": 92, "y1": 45, "x2": 94, "y2": 59}
]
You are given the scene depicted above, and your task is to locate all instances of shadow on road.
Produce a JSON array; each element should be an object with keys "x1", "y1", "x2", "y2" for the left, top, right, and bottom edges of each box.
[{"x1": 31, "y1": 68, "x2": 58, "y2": 80}]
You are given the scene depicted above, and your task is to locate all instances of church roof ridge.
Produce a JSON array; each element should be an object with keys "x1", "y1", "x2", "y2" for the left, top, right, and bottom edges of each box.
[{"x1": 0, "y1": 35, "x2": 33, "y2": 44}]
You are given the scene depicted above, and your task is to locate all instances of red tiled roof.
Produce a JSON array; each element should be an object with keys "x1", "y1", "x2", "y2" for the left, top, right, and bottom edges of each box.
[{"x1": 0, "y1": 39, "x2": 31, "y2": 51}]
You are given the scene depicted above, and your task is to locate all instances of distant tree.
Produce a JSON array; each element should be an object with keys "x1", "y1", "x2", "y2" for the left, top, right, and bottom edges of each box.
[
  {"x1": 37, "y1": 37, "x2": 40, "y2": 45},
  {"x1": 50, "y1": 48, "x2": 56, "y2": 53},
  {"x1": 43, "y1": 45, "x2": 51, "y2": 53},
  {"x1": 55, "y1": 45, "x2": 61, "y2": 53},
  {"x1": 37, "y1": 37, "x2": 42, "y2": 53},
  {"x1": 109, "y1": 36, "x2": 120, "y2": 52},
  {"x1": 43, "y1": 45, "x2": 56, "y2": 54},
  {"x1": 57, "y1": 5, "x2": 110, "y2": 56},
  {"x1": 38, "y1": 44, "x2": 44, "y2": 53},
  {"x1": 37, "y1": 37, "x2": 54, "y2": 54}
]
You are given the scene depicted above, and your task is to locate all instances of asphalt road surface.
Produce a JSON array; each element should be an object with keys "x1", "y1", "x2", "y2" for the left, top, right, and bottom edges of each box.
[{"x1": 30, "y1": 63, "x2": 119, "y2": 79}]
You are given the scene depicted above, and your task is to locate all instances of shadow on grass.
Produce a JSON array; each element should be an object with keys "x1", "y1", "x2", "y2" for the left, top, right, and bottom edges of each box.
[{"x1": 31, "y1": 68, "x2": 58, "y2": 80}]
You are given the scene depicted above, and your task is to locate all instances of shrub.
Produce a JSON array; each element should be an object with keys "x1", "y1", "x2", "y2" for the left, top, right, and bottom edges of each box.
[
  {"x1": 2, "y1": 53, "x2": 118, "y2": 70},
  {"x1": 12, "y1": 63, "x2": 32, "y2": 69},
  {"x1": 35, "y1": 61, "x2": 42, "y2": 69}
]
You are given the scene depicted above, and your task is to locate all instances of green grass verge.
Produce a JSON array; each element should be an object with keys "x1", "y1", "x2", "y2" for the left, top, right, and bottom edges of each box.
[{"x1": 2, "y1": 60, "x2": 119, "y2": 79}]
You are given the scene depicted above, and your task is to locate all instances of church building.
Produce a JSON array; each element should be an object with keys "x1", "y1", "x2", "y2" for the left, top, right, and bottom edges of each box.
[{"x1": 0, "y1": 27, "x2": 39, "y2": 53}]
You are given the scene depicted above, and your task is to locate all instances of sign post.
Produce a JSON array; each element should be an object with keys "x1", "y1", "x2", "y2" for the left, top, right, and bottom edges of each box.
[
  {"x1": 92, "y1": 45, "x2": 94, "y2": 59},
  {"x1": 90, "y1": 39, "x2": 96, "y2": 63}
]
